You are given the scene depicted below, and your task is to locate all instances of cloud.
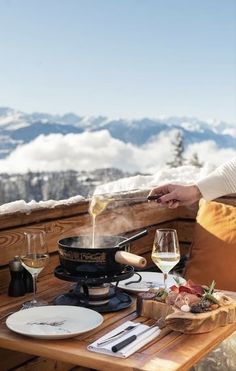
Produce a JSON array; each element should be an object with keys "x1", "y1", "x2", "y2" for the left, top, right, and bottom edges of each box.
[
  {"x1": 0, "y1": 131, "x2": 139, "y2": 173},
  {"x1": 185, "y1": 140, "x2": 236, "y2": 169},
  {"x1": 222, "y1": 128, "x2": 236, "y2": 138},
  {"x1": 0, "y1": 130, "x2": 235, "y2": 174}
]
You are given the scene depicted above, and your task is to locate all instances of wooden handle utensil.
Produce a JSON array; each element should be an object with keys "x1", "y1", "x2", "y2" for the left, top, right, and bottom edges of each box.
[{"x1": 115, "y1": 251, "x2": 147, "y2": 269}]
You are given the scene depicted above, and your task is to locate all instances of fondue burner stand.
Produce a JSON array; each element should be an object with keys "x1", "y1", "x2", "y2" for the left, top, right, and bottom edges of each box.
[{"x1": 54, "y1": 265, "x2": 134, "y2": 313}]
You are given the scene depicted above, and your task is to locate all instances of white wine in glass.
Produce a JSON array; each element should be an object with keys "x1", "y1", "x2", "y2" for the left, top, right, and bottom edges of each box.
[
  {"x1": 21, "y1": 230, "x2": 49, "y2": 308},
  {"x1": 151, "y1": 229, "x2": 180, "y2": 289}
]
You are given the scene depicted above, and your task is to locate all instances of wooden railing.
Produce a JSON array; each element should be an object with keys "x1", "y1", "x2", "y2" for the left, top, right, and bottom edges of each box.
[
  {"x1": 0, "y1": 196, "x2": 198, "y2": 291},
  {"x1": 0, "y1": 193, "x2": 235, "y2": 370}
]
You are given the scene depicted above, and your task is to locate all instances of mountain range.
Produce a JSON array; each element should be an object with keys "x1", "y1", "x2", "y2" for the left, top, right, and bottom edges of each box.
[{"x1": 0, "y1": 106, "x2": 235, "y2": 159}]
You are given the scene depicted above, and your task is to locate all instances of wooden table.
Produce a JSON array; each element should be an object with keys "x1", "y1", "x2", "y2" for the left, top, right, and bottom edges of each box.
[{"x1": 0, "y1": 276, "x2": 236, "y2": 371}]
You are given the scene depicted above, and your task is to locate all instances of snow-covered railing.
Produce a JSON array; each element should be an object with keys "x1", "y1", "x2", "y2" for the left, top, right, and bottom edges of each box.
[
  {"x1": 0, "y1": 191, "x2": 235, "y2": 292},
  {"x1": 0, "y1": 191, "x2": 196, "y2": 288}
]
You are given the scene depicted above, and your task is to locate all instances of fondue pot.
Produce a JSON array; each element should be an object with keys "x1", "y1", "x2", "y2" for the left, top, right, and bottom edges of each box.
[{"x1": 58, "y1": 230, "x2": 148, "y2": 276}]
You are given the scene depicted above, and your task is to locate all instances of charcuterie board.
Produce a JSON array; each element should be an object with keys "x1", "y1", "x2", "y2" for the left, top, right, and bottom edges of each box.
[
  {"x1": 136, "y1": 280, "x2": 236, "y2": 334},
  {"x1": 165, "y1": 300, "x2": 236, "y2": 333}
]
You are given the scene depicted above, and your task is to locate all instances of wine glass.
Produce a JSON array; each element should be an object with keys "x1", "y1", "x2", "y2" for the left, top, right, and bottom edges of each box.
[
  {"x1": 20, "y1": 230, "x2": 49, "y2": 308},
  {"x1": 151, "y1": 229, "x2": 180, "y2": 290}
]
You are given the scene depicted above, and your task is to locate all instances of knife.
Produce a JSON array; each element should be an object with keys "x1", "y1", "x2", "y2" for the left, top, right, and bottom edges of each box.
[
  {"x1": 111, "y1": 323, "x2": 159, "y2": 353},
  {"x1": 96, "y1": 323, "x2": 140, "y2": 347}
]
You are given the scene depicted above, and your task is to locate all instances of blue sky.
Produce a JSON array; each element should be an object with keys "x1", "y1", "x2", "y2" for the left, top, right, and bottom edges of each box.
[{"x1": 0, "y1": 0, "x2": 236, "y2": 123}]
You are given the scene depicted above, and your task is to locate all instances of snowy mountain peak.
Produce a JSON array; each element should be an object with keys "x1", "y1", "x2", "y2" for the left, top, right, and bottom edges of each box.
[{"x1": 0, "y1": 107, "x2": 235, "y2": 161}]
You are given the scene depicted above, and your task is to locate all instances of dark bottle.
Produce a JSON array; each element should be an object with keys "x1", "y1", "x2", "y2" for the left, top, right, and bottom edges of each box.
[{"x1": 8, "y1": 257, "x2": 25, "y2": 297}]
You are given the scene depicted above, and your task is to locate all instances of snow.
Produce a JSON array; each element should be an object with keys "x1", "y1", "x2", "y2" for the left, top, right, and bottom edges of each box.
[
  {"x1": 0, "y1": 195, "x2": 84, "y2": 215},
  {"x1": 0, "y1": 108, "x2": 28, "y2": 130},
  {"x1": 0, "y1": 163, "x2": 224, "y2": 215},
  {"x1": 222, "y1": 128, "x2": 236, "y2": 138},
  {"x1": 94, "y1": 165, "x2": 211, "y2": 194}
]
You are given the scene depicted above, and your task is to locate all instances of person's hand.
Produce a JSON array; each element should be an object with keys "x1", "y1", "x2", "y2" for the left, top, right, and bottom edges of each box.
[{"x1": 148, "y1": 184, "x2": 202, "y2": 208}]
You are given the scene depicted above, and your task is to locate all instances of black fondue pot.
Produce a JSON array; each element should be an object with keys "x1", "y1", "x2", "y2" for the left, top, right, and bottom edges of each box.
[{"x1": 58, "y1": 230, "x2": 148, "y2": 276}]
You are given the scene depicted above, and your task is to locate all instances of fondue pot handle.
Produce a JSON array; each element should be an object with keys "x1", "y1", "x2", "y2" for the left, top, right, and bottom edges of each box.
[{"x1": 115, "y1": 251, "x2": 147, "y2": 269}]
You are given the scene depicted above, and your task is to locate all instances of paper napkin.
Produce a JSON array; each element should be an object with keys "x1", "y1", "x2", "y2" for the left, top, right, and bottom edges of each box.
[{"x1": 87, "y1": 320, "x2": 160, "y2": 358}]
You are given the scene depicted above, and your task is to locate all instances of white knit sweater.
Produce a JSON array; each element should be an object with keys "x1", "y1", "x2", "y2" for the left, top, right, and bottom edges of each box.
[{"x1": 196, "y1": 157, "x2": 236, "y2": 201}]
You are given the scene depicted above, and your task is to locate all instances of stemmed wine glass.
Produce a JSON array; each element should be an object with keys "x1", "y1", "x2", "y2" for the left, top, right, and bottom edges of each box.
[
  {"x1": 151, "y1": 229, "x2": 180, "y2": 290},
  {"x1": 20, "y1": 229, "x2": 49, "y2": 308}
]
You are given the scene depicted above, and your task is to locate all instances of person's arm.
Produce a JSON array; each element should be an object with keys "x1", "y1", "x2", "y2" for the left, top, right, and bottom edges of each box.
[
  {"x1": 196, "y1": 157, "x2": 236, "y2": 200},
  {"x1": 148, "y1": 183, "x2": 202, "y2": 208},
  {"x1": 148, "y1": 157, "x2": 236, "y2": 208}
]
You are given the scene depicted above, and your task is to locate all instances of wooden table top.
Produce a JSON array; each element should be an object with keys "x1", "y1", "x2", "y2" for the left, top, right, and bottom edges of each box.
[{"x1": 0, "y1": 276, "x2": 236, "y2": 371}]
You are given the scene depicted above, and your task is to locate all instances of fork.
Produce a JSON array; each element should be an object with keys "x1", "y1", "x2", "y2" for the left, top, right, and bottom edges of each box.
[{"x1": 97, "y1": 323, "x2": 141, "y2": 346}]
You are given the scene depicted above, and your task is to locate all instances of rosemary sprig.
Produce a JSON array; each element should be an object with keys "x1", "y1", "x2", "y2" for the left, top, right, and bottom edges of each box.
[
  {"x1": 202, "y1": 280, "x2": 219, "y2": 304},
  {"x1": 208, "y1": 280, "x2": 216, "y2": 294},
  {"x1": 202, "y1": 280, "x2": 216, "y2": 295}
]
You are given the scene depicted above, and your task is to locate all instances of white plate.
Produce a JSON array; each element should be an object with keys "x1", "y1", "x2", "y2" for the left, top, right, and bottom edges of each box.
[
  {"x1": 116, "y1": 271, "x2": 186, "y2": 293},
  {"x1": 6, "y1": 305, "x2": 103, "y2": 339}
]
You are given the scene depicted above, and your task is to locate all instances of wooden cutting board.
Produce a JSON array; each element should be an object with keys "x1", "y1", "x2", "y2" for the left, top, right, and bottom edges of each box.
[{"x1": 165, "y1": 301, "x2": 236, "y2": 334}]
